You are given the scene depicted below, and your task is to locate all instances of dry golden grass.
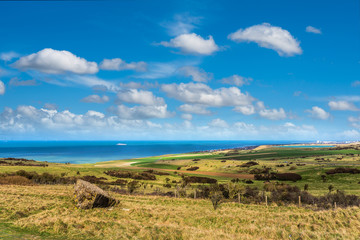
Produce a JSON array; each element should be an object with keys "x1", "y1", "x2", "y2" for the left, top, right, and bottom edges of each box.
[{"x1": 1, "y1": 184, "x2": 360, "y2": 239}]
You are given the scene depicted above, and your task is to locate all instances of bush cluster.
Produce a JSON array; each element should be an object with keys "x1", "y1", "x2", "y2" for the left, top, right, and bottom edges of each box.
[
  {"x1": 325, "y1": 167, "x2": 360, "y2": 175},
  {"x1": 104, "y1": 170, "x2": 156, "y2": 180},
  {"x1": 240, "y1": 161, "x2": 259, "y2": 167},
  {"x1": 255, "y1": 173, "x2": 302, "y2": 182},
  {"x1": 143, "y1": 170, "x2": 170, "y2": 176},
  {"x1": 186, "y1": 166, "x2": 199, "y2": 171},
  {"x1": 183, "y1": 176, "x2": 217, "y2": 184}
]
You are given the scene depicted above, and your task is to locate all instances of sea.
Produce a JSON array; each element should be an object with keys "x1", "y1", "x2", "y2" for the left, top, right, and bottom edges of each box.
[{"x1": 0, "y1": 140, "x2": 301, "y2": 164}]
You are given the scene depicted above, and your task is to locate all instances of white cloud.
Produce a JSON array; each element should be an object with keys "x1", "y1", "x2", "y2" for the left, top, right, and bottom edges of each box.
[
  {"x1": 0, "y1": 105, "x2": 163, "y2": 138},
  {"x1": 81, "y1": 95, "x2": 109, "y2": 103},
  {"x1": 259, "y1": 108, "x2": 286, "y2": 120},
  {"x1": 0, "y1": 51, "x2": 20, "y2": 61},
  {"x1": 13, "y1": 48, "x2": 98, "y2": 74},
  {"x1": 0, "y1": 81, "x2": 5, "y2": 95},
  {"x1": 328, "y1": 101, "x2": 359, "y2": 111},
  {"x1": 161, "y1": 14, "x2": 201, "y2": 36},
  {"x1": 9, "y1": 77, "x2": 37, "y2": 86},
  {"x1": 228, "y1": 23, "x2": 302, "y2": 56},
  {"x1": 341, "y1": 130, "x2": 360, "y2": 139},
  {"x1": 161, "y1": 82, "x2": 255, "y2": 107},
  {"x1": 220, "y1": 75, "x2": 252, "y2": 86},
  {"x1": 233, "y1": 105, "x2": 255, "y2": 115},
  {"x1": 209, "y1": 118, "x2": 229, "y2": 128},
  {"x1": 306, "y1": 26, "x2": 322, "y2": 34},
  {"x1": 111, "y1": 104, "x2": 172, "y2": 120},
  {"x1": 178, "y1": 104, "x2": 211, "y2": 115},
  {"x1": 178, "y1": 66, "x2": 213, "y2": 82},
  {"x1": 160, "y1": 33, "x2": 219, "y2": 55},
  {"x1": 306, "y1": 106, "x2": 330, "y2": 120},
  {"x1": 63, "y1": 75, "x2": 119, "y2": 91},
  {"x1": 181, "y1": 113, "x2": 193, "y2": 121},
  {"x1": 116, "y1": 89, "x2": 165, "y2": 106},
  {"x1": 100, "y1": 58, "x2": 147, "y2": 72}
]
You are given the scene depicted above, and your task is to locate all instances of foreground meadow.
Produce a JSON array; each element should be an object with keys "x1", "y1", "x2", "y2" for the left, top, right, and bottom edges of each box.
[{"x1": 1, "y1": 184, "x2": 360, "y2": 240}]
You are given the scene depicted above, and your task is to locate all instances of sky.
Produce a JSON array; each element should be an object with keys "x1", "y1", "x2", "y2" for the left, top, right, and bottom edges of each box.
[{"x1": 0, "y1": 0, "x2": 359, "y2": 141}]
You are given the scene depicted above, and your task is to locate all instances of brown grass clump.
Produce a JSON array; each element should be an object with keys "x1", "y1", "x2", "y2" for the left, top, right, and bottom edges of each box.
[{"x1": 0, "y1": 175, "x2": 34, "y2": 185}]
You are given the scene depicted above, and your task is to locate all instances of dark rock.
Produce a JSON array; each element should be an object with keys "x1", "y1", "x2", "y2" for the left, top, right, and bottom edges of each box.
[{"x1": 74, "y1": 179, "x2": 118, "y2": 209}]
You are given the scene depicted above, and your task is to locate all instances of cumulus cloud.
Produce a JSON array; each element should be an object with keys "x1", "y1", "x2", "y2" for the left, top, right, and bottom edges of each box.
[
  {"x1": 116, "y1": 89, "x2": 165, "y2": 106},
  {"x1": 100, "y1": 58, "x2": 147, "y2": 72},
  {"x1": 0, "y1": 81, "x2": 5, "y2": 95},
  {"x1": 12, "y1": 48, "x2": 98, "y2": 74},
  {"x1": 328, "y1": 101, "x2": 359, "y2": 111},
  {"x1": 258, "y1": 108, "x2": 286, "y2": 120},
  {"x1": 220, "y1": 75, "x2": 252, "y2": 86},
  {"x1": 306, "y1": 106, "x2": 330, "y2": 120},
  {"x1": 160, "y1": 33, "x2": 219, "y2": 55},
  {"x1": 81, "y1": 95, "x2": 109, "y2": 104},
  {"x1": 178, "y1": 104, "x2": 211, "y2": 115},
  {"x1": 9, "y1": 77, "x2": 37, "y2": 86},
  {"x1": 228, "y1": 23, "x2": 302, "y2": 56},
  {"x1": 178, "y1": 66, "x2": 213, "y2": 82},
  {"x1": 0, "y1": 51, "x2": 20, "y2": 61},
  {"x1": 110, "y1": 104, "x2": 172, "y2": 120},
  {"x1": 0, "y1": 105, "x2": 163, "y2": 138},
  {"x1": 161, "y1": 82, "x2": 254, "y2": 107},
  {"x1": 306, "y1": 26, "x2": 322, "y2": 34}
]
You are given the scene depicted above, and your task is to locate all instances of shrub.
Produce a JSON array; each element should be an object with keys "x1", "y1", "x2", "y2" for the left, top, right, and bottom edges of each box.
[
  {"x1": 143, "y1": 170, "x2": 170, "y2": 176},
  {"x1": 81, "y1": 175, "x2": 108, "y2": 185},
  {"x1": 0, "y1": 176, "x2": 34, "y2": 185},
  {"x1": 240, "y1": 161, "x2": 259, "y2": 167},
  {"x1": 325, "y1": 167, "x2": 360, "y2": 175},
  {"x1": 289, "y1": 166, "x2": 297, "y2": 170},
  {"x1": 14, "y1": 170, "x2": 76, "y2": 184},
  {"x1": 104, "y1": 170, "x2": 156, "y2": 180},
  {"x1": 183, "y1": 176, "x2": 217, "y2": 184},
  {"x1": 186, "y1": 166, "x2": 199, "y2": 171},
  {"x1": 275, "y1": 173, "x2": 302, "y2": 182},
  {"x1": 163, "y1": 183, "x2": 172, "y2": 188}
]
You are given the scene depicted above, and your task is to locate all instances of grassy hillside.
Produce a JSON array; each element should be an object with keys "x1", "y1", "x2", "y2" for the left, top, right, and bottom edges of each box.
[
  {"x1": 1, "y1": 185, "x2": 360, "y2": 240},
  {"x1": 1, "y1": 145, "x2": 360, "y2": 239}
]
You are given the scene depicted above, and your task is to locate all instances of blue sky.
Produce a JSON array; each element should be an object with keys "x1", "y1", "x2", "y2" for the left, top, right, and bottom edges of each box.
[{"x1": 0, "y1": 0, "x2": 359, "y2": 140}]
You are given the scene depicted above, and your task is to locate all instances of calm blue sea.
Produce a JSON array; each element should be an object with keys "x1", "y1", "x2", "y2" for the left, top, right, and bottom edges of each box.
[{"x1": 0, "y1": 140, "x2": 298, "y2": 164}]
